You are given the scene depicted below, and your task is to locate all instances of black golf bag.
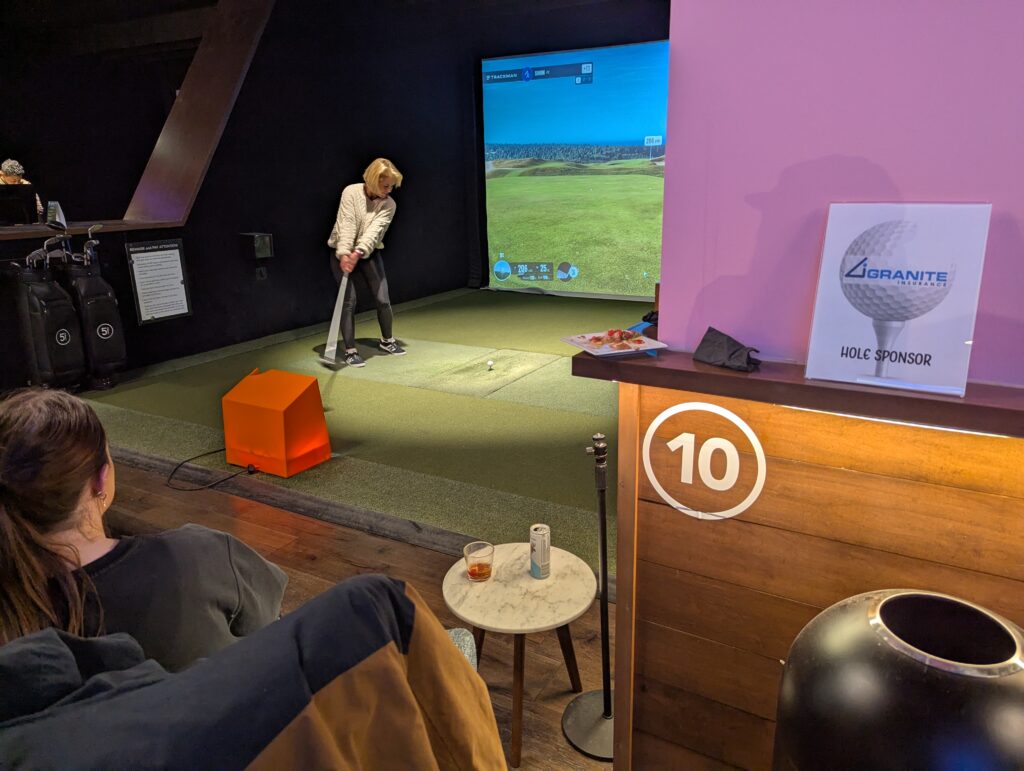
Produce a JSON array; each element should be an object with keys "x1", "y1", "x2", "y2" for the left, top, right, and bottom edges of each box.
[
  {"x1": 11, "y1": 240, "x2": 87, "y2": 388},
  {"x1": 53, "y1": 229, "x2": 127, "y2": 388}
]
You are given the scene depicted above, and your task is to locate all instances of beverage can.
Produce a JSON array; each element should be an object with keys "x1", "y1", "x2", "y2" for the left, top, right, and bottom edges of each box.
[{"x1": 530, "y1": 523, "x2": 551, "y2": 579}]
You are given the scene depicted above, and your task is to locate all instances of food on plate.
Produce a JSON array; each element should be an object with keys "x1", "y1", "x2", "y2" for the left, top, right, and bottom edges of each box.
[{"x1": 587, "y1": 328, "x2": 643, "y2": 347}]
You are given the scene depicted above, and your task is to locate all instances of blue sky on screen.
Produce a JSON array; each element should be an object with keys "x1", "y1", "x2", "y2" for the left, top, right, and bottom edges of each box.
[{"x1": 482, "y1": 41, "x2": 669, "y2": 146}]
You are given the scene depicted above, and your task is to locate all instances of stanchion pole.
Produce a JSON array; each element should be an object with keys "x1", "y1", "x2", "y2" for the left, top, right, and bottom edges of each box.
[{"x1": 561, "y1": 432, "x2": 614, "y2": 760}]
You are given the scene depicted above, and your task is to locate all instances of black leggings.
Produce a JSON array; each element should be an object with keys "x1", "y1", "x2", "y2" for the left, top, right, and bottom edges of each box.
[{"x1": 330, "y1": 250, "x2": 394, "y2": 350}]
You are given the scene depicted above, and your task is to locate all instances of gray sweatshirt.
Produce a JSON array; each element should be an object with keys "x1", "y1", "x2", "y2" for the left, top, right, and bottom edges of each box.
[{"x1": 79, "y1": 524, "x2": 287, "y2": 671}]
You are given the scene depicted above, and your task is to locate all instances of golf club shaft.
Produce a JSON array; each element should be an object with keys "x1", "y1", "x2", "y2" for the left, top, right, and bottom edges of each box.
[{"x1": 324, "y1": 271, "x2": 349, "y2": 362}]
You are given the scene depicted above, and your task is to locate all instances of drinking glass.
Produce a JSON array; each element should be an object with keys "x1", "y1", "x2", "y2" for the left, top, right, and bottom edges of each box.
[{"x1": 464, "y1": 541, "x2": 494, "y2": 582}]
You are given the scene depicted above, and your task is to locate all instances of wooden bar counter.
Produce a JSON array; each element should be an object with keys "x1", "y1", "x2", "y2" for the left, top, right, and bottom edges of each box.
[{"x1": 573, "y1": 350, "x2": 1024, "y2": 769}]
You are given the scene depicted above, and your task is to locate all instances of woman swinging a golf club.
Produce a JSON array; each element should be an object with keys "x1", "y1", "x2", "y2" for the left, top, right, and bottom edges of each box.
[{"x1": 326, "y1": 158, "x2": 405, "y2": 367}]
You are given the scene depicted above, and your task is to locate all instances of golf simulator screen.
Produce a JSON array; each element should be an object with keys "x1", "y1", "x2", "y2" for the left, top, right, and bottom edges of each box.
[{"x1": 481, "y1": 40, "x2": 669, "y2": 300}]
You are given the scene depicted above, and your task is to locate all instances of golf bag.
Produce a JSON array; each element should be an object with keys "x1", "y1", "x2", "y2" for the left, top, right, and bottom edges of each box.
[
  {"x1": 11, "y1": 241, "x2": 87, "y2": 388},
  {"x1": 55, "y1": 266, "x2": 127, "y2": 387}
]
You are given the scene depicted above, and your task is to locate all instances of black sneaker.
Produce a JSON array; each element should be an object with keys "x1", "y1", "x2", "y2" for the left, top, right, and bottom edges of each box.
[
  {"x1": 344, "y1": 352, "x2": 366, "y2": 367},
  {"x1": 378, "y1": 339, "x2": 406, "y2": 355}
]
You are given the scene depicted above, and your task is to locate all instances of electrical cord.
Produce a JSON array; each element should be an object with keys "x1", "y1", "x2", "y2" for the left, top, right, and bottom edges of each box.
[{"x1": 165, "y1": 448, "x2": 258, "y2": 491}]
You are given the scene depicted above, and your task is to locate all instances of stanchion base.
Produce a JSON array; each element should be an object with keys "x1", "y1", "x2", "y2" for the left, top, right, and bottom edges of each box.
[{"x1": 562, "y1": 690, "x2": 614, "y2": 761}]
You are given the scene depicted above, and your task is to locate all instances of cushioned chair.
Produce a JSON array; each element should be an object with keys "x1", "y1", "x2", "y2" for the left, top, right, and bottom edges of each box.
[
  {"x1": 0, "y1": 575, "x2": 505, "y2": 769},
  {"x1": 447, "y1": 627, "x2": 478, "y2": 669}
]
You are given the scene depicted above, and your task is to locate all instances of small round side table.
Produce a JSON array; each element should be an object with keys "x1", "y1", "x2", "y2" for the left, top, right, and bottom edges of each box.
[{"x1": 442, "y1": 542, "x2": 597, "y2": 767}]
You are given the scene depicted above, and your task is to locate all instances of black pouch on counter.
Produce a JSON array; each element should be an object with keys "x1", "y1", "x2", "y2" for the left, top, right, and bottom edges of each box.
[{"x1": 693, "y1": 327, "x2": 761, "y2": 372}]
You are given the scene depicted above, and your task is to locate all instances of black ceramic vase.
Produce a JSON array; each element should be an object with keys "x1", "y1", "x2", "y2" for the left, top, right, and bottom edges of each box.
[{"x1": 774, "y1": 589, "x2": 1024, "y2": 770}]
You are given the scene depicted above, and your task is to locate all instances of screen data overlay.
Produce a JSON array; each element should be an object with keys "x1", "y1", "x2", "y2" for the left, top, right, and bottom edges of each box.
[{"x1": 482, "y1": 41, "x2": 669, "y2": 299}]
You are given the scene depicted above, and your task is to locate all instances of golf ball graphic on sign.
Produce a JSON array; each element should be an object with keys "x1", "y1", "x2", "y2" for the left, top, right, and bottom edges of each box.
[{"x1": 839, "y1": 220, "x2": 955, "y2": 377}]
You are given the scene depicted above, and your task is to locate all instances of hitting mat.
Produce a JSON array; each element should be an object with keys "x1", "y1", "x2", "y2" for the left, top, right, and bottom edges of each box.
[{"x1": 86, "y1": 289, "x2": 649, "y2": 571}]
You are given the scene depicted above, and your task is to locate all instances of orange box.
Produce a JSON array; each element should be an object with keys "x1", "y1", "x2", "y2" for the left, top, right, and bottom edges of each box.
[{"x1": 222, "y1": 368, "x2": 331, "y2": 478}]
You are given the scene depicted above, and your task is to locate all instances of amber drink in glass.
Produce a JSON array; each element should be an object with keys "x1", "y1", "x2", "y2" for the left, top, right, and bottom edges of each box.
[{"x1": 464, "y1": 541, "x2": 494, "y2": 582}]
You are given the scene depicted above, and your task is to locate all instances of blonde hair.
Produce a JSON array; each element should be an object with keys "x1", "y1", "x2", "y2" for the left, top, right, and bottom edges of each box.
[{"x1": 363, "y1": 158, "x2": 403, "y2": 197}]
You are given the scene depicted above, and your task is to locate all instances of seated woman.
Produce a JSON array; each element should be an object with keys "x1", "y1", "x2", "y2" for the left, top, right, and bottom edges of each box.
[
  {"x1": 0, "y1": 389, "x2": 287, "y2": 671},
  {"x1": 0, "y1": 159, "x2": 44, "y2": 220}
]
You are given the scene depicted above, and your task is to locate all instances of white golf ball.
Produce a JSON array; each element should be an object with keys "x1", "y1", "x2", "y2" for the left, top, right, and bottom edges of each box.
[
  {"x1": 840, "y1": 220, "x2": 954, "y2": 322},
  {"x1": 487, "y1": 360, "x2": 494, "y2": 369}
]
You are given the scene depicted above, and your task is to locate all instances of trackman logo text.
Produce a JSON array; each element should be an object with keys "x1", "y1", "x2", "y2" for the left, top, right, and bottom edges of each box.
[{"x1": 843, "y1": 258, "x2": 950, "y2": 287}]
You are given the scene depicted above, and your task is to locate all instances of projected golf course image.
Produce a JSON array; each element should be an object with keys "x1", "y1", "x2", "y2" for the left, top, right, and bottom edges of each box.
[
  {"x1": 485, "y1": 156, "x2": 664, "y2": 298},
  {"x1": 481, "y1": 40, "x2": 669, "y2": 298}
]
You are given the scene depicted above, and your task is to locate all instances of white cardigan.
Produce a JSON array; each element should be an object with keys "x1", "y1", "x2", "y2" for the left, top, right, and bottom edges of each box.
[{"x1": 327, "y1": 183, "x2": 396, "y2": 258}]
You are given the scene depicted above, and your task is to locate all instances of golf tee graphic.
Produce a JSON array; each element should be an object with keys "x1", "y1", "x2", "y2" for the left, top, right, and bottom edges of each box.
[{"x1": 806, "y1": 204, "x2": 991, "y2": 397}]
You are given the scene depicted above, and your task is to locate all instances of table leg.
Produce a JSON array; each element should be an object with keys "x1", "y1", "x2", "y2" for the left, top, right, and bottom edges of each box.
[
  {"x1": 556, "y1": 624, "x2": 583, "y2": 693},
  {"x1": 472, "y1": 626, "x2": 486, "y2": 661},
  {"x1": 512, "y1": 633, "x2": 525, "y2": 767}
]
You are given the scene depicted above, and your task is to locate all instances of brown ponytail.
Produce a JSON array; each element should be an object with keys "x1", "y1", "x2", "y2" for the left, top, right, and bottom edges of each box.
[{"x1": 0, "y1": 389, "x2": 108, "y2": 643}]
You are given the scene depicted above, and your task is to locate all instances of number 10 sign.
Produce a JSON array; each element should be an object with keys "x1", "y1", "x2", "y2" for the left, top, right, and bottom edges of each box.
[{"x1": 642, "y1": 402, "x2": 766, "y2": 520}]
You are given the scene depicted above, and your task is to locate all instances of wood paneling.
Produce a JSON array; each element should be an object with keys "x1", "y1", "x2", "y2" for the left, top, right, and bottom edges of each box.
[
  {"x1": 640, "y1": 450, "x2": 1024, "y2": 582},
  {"x1": 639, "y1": 386, "x2": 1024, "y2": 498},
  {"x1": 637, "y1": 498, "x2": 1024, "y2": 625},
  {"x1": 633, "y1": 730, "x2": 742, "y2": 770},
  {"x1": 636, "y1": 562, "x2": 818, "y2": 661},
  {"x1": 606, "y1": 376, "x2": 1024, "y2": 769},
  {"x1": 634, "y1": 677, "x2": 773, "y2": 771},
  {"x1": 636, "y1": 621, "x2": 782, "y2": 721}
]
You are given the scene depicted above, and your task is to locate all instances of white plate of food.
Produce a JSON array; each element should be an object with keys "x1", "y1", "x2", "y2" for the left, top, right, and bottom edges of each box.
[{"x1": 562, "y1": 328, "x2": 668, "y2": 357}]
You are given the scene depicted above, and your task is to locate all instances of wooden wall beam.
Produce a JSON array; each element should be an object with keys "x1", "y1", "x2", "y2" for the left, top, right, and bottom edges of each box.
[{"x1": 124, "y1": 0, "x2": 275, "y2": 224}]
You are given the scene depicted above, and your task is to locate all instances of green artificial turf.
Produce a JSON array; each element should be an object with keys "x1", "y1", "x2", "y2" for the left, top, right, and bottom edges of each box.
[
  {"x1": 87, "y1": 290, "x2": 651, "y2": 571},
  {"x1": 389, "y1": 288, "x2": 646, "y2": 354},
  {"x1": 95, "y1": 402, "x2": 616, "y2": 569}
]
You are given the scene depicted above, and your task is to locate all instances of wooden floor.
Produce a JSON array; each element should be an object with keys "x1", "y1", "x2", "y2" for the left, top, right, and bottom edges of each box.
[{"x1": 109, "y1": 464, "x2": 614, "y2": 770}]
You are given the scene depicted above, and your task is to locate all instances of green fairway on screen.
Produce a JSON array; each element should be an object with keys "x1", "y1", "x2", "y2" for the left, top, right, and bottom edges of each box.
[{"x1": 482, "y1": 41, "x2": 669, "y2": 300}]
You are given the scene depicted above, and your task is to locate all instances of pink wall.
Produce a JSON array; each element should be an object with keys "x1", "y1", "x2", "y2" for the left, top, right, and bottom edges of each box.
[{"x1": 660, "y1": 0, "x2": 1024, "y2": 386}]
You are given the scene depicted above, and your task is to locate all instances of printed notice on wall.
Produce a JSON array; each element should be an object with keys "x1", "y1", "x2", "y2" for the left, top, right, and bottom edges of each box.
[
  {"x1": 125, "y1": 239, "x2": 192, "y2": 324},
  {"x1": 805, "y1": 204, "x2": 991, "y2": 397}
]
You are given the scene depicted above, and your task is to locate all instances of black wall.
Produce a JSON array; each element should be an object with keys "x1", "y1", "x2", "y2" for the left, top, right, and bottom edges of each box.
[
  {"x1": 0, "y1": 52, "x2": 186, "y2": 221},
  {"x1": 1, "y1": 0, "x2": 669, "y2": 389}
]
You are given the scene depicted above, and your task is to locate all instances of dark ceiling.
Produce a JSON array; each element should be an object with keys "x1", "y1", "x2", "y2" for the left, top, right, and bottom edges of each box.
[
  {"x1": 3, "y1": 0, "x2": 214, "y2": 29},
  {"x1": 2, "y1": 0, "x2": 665, "y2": 60},
  {"x1": 3, "y1": 0, "x2": 216, "y2": 59}
]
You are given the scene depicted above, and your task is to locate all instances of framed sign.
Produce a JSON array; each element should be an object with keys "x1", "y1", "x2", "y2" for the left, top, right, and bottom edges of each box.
[
  {"x1": 805, "y1": 203, "x2": 991, "y2": 397},
  {"x1": 125, "y1": 239, "x2": 192, "y2": 324}
]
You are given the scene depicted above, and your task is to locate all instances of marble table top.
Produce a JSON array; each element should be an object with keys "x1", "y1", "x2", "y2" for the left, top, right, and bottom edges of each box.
[{"x1": 442, "y1": 543, "x2": 596, "y2": 635}]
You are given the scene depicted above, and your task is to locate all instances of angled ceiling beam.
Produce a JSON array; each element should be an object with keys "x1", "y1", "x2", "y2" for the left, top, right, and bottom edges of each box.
[{"x1": 125, "y1": 0, "x2": 275, "y2": 224}]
